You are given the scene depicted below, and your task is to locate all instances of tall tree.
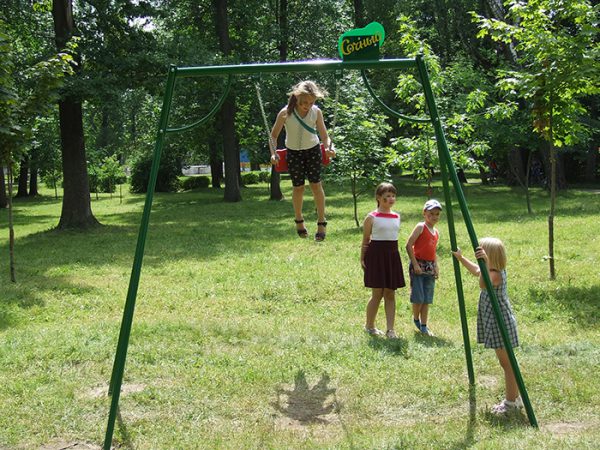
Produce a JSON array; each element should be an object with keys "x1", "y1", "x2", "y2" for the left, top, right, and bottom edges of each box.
[
  {"x1": 474, "y1": 0, "x2": 600, "y2": 279},
  {"x1": 52, "y1": 0, "x2": 98, "y2": 228},
  {"x1": 213, "y1": 0, "x2": 241, "y2": 202},
  {"x1": 0, "y1": 168, "x2": 6, "y2": 209},
  {"x1": 267, "y1": 0, "x2": 288, "y2": 201}
]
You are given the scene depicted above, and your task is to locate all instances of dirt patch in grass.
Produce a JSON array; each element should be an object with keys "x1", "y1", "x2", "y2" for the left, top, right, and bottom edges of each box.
[
  {"x1": 477, "y1": 375, "x2": 499, "y2": 389},
  {"x1": 39, "y1": 442, "x2": 101, "y2": 450},
  {"x1": 85, "y1": 383, "x2": 146, "y2": 399},
  {"x1": 543, "y1": 421, "x2": 596, "y2": 436}
]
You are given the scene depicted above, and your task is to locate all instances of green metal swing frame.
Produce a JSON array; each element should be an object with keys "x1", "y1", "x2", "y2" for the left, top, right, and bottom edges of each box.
[{"x1": 103, "y1": 56, "x2": 537, "y2": 449}]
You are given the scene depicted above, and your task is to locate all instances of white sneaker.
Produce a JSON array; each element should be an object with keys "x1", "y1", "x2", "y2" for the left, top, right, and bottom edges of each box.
[
  {"x1": 515, "y1": 396, "x2": 524, "y2": 409},
  {"x1": 491, "y1": 399, "x2": 521, "y2": 415}
]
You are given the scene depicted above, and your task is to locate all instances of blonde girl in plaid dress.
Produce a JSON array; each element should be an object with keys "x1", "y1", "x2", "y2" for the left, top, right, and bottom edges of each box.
[{"x1": 453, "y1": 238, "x2": 523, "y2": 415}]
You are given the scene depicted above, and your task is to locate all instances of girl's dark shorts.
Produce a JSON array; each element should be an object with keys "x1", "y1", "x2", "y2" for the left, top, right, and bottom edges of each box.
[{"x1": 286, "y1": 144, "x2": 322, "y2": 187}]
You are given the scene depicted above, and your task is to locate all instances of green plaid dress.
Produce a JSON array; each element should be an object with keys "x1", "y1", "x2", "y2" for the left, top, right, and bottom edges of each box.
[{"x1": 477, "y1": 269, "x2": 519, "y2": 349}]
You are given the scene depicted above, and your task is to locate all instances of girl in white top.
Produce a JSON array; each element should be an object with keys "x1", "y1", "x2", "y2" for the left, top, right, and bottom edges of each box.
[
  {"x1": 270, "y1": 81, "x2": 335, "y2": 241},
  {"x1": 361, "y1": 182, "x2": 406, "y2": 339}
]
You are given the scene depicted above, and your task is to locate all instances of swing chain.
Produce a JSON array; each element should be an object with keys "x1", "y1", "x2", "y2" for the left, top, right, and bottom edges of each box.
[
  {"x1": 254, "y1": 79, "x2": 277, "y2": 157},
  {"x1": 328, "y1": 70, "x2": 342, "y2": 152}
]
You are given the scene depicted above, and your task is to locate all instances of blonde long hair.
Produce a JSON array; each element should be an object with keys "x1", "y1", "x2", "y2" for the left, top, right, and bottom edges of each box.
[
  {"x1": 286, "y1": 80, "x2": 327, "y2": 115},
  {"x1": 479, "y1": 237, "x2": 507, "y2": 270}
]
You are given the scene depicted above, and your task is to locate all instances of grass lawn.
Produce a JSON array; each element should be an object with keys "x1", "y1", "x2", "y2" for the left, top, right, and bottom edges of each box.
[{"x1": 0, "y1": 177, "x2": 599, "y2": 449}]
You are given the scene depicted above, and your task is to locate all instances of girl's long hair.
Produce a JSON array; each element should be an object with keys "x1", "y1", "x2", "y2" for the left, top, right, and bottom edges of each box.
[
  {"x1": 286, "y1": 80, "x2": 327, "y2": 116},
  {"x1": 479, "y1": 237, "x2": 507, "y2": 270}
]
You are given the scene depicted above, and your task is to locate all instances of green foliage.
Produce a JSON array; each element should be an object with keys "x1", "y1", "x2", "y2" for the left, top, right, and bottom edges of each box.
[
  {"x1": 241, "y1": 171, "x2": 260, "y2": 186},
  {"x1": 0, "y1": 16, "x2": 74, "y2": 167},
  {"x1": 472, "y1": 0, "x2": 600, "y2": 147},
  {"x1": 130, "y1": 151, "x2": 181, "y2": 193},
  {"x1": 326, "y1": 77, "x2": 392, "y2": 225},
  {"x1": 88, "y1": 155, "x2": 125, "y2": 194},
  {"x1": 0, "y1": 20, "x2": 18, "y2": 165},
  {"x1": 100, "y1": 155, "x2": 126, "y2": 193},
  {"x1": 258, "y1": 170, "x2": 270, "y2": 183},
  {"x1": 181, "y1": 176, "x2": 210, "y2": 190},
  {"x1": 390, "y1": 17, "x2": 493, "y2": 179}
]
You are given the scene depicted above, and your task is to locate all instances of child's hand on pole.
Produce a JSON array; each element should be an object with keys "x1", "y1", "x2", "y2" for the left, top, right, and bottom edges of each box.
[
  {"x1": 452, "y1": 248, "x2": 463, "y2": 261},
  {"x1": 475, "y1": 246, "x2": 488, "y2": 262}
]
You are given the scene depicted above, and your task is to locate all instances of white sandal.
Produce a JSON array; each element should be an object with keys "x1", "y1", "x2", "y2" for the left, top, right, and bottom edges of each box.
[
  {"x1": 386, "y1": 329, "x2": 398, "y2": 339},
  {"x1": 491, "y1": 398, "x2": 522, "y2": 415},
  {"x1": 364, "y1": 327, "x2": 385, "y2": 337}
]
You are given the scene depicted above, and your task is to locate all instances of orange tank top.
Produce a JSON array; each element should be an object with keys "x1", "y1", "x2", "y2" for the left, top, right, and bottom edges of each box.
[{"x1": 413, "y1": 223, "x2": 438, "y2": 261}]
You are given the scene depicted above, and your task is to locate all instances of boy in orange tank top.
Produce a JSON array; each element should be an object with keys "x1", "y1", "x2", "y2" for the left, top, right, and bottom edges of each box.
[{"x1": 405, "y1": 199, "x2": 442, "y2": 336}]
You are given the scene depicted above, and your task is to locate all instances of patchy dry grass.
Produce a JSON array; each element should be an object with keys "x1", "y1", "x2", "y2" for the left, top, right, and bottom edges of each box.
[{"x1": 0, "y1": 178, "x2": 599, "y2": 449}]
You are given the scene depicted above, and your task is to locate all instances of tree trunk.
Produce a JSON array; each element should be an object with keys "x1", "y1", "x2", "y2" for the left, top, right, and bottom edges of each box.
[
  {"x1": 539, "y1": 141, "x2": 567, "y2": 190},
  {"x1": 507, "y1": 147, "x2": 525, "y2": 185},
  {"x1": 0, "y1": 166, "x2": 7, "y2": 208},
  {"x1": 53, "y1": 0, "x2": 99, "y2": 229},
  {"x1": 209, "y1": 138, "x2": 223, "y2": 188},
  {"x1": 270, "y1": 131, "x2": 285, "y2": 201},
  {"x1": 7, "y1": 165, "x2": 16, "y2": 282},
  {"x1": 97, "y1": 108, "x2": 110, "y2": 149},
  {"x1": 548, "y1": 114, "x2": 556, "y2": 280},
  {"x1": 29, "y1": 166, "x2": 39, "y2": 196},
  {"x1": 15, "y1": 156, "x2": 29, "y2": 198},
  {"x1": 221, "y1": 99, "x2": 240, "y2": 201},
  {"x1": 352, "y1": 177, "x2": 359, "y2": 227},
  {"x1": 507, "y1": 147, "x2": 532, "y2": 214},
  {"x1": 213, "y1": 0, "x2": 241, "y2": 202},
  {"x1": 56, "y1": 99, "x2": 99, "y2": 228},
  {"x1": 268, "y1": 0, "x2": 287, "y2": 201},
  {"x1": 277, "y1": 0, "x2": 288, "y2": 61},
  {"x1": 352, "y1": 0, "x2": 365, "y2": 27},
  {"x1": 584, "y1": 141, "x2": 598, "y2": 182}
]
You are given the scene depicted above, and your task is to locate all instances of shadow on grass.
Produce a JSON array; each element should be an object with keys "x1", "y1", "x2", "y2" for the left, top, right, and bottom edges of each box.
[
  {"x1": 448, "y1": 384, "x2": 477, "y2": 450},
  {"x1": 482, "y1": 407, "x2": 530, "y2": 429},
  {"x1": 413, "y1": 331, "x2": 454, "y2": 347},
  {"x1": 272, "y1": 370, "x2": 337, "y2": 424},
  {"x1": 113, "y1": 407, "x2": 135, "y2": 450},
  {"x1": 367, "y1": 335, "x2": 408, "y2": 356},
  {"x1": 0, "y1": 285, "x2": 45, "y2": 330},
  {"x1": 528, "y1": 284, "x2": 600, "y2": 325}
]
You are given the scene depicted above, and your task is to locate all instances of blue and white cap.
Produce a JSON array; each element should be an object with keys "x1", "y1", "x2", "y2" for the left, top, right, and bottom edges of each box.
[{"x1": 423, "y1": 199, "x2": 442, "y2": 211}]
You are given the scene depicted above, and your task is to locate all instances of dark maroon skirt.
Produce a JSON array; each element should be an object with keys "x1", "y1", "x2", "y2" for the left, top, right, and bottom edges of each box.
[{"x1": 364, "y1": 240, "x2": 406, "y2": 289}]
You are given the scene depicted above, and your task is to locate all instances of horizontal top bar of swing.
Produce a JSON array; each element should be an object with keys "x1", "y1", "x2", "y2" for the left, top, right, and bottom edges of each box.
[{"x1": 174, "y1": 58, "x2": 417, "y2": 77}]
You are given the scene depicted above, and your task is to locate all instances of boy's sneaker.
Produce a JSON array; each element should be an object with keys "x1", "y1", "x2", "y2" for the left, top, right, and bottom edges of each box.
[
  {"x1": 386, "y1": 329, "x2": 398, "y2": 339},
  {"x1": 364, "y1": 327, "x2": 385, "y2": 337},
  {"x1": 491, "y1": 398, "x2": 522, "y2": 415},
  {"x1": 413, "y1": 319, "x2": 421, "y2": 331},
  {"x1": 420, "y1": 325, "x2": 434, "y2": 336}
]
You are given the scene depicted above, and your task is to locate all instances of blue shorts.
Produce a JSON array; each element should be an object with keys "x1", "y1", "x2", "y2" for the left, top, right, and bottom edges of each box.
[{"x1": 410, "y1": 273, "x2": 435, "y2": 304}]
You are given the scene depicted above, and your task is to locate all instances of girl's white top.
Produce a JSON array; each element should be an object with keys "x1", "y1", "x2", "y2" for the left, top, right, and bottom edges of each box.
[
  {"x1": 369, "y1": 211, "x2": 400, "y2": 241},
  {"x1": 284, "y1": 105, "x2": 320, "y2": 150}
]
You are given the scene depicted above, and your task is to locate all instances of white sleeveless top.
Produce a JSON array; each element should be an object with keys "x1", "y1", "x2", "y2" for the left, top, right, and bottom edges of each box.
[
  {"x1": 284, "y1": 105, "x2": 320, "y2": 151},
  {"x1": 369, "y1": 211, "x2": 400, "y2": 241}
]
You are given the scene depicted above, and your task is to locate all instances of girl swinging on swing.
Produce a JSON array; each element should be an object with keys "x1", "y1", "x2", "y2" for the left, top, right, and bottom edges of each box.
[{"x1": 270, "y1": 80, "x2": 336, "y2": 241}]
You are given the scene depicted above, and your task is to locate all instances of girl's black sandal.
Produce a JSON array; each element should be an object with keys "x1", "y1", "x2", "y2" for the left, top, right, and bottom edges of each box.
[
  {"x1": 294, "y1": 219, "x2": 308, "y2": 238},
  {"x1": 315, "y1": 221, "x2": 327, "y2": 241}
]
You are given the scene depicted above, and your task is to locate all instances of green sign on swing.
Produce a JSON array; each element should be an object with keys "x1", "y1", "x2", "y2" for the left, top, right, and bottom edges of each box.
[{"x1": 338, "y1": 21, "x2": 385, "y2": 61}]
